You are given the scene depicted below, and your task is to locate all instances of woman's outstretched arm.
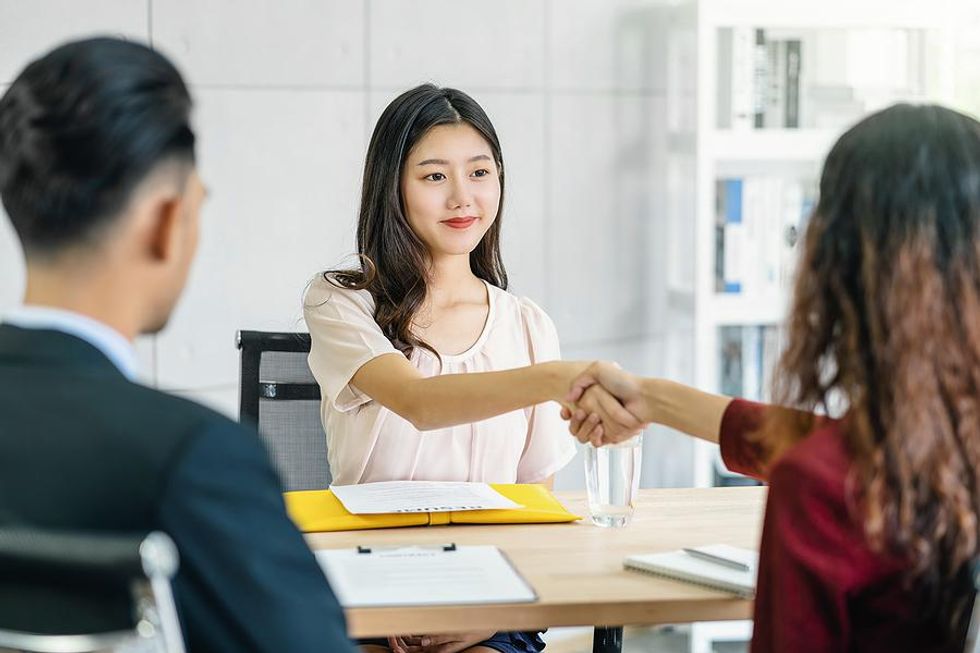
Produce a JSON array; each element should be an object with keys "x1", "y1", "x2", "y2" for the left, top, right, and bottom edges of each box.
[
  {"x1": 564, "y1": 361, "x2": 732, "y2": 445},
  {"x1": 351, "y1": 353, "x2": 644, "y2": 439}
]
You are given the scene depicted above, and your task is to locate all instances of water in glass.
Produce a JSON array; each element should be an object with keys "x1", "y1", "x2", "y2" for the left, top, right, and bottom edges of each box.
[{"x1": 584, "y1": 435, "x2": 642, "y2": 528}]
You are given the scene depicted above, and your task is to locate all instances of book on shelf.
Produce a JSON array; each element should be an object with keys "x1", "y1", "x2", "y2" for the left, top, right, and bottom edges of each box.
[
  {"x1": 715, "y1": 178, "x2": 744, "y2": 293},
  {"x1": 785, "y1": 40, "x2": 801, "y2": 128},
  {"x1": 763, "y1": 38, "x2": 785, "y2": 129},
  {"x1": 719, "y1": 27, "x2": 929, "y2": 132},
  {"x1": 714, "y1": 175, "x2": 814, "y2": 297},
  {"x1": 716, "y1": 325, "x2": 782, "y2": 486},
  {"x1": 723, "y1": 26, "x2": 755, "y2": 130},
  {"x1": 719, "y1": 28, "x2": 803, "y2": 130},
  {"x1": 719, "y1": 324, "x2": 783, "y2": 403},
  {"x1": 752, "y1": 29, "x2": 767, "y2": 129}
]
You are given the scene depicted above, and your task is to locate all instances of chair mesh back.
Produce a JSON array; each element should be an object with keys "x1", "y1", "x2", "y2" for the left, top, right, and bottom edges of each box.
[
  {"x1": 259, "y1": 350, "x2": 319, "y2": 384},
  {"x1": 257, "y1": 350, "x2": 331, "y2": 491}
]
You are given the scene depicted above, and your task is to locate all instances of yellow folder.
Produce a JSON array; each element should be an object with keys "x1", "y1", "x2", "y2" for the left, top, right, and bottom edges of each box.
[{"x1": 284, "y1": 483, "x2": 581, "y2": 533}]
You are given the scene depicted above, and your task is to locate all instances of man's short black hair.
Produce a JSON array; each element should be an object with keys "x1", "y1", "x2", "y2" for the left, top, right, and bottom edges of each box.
[{"x1": 0, "y1": 37, "x2": 195, "y2": 256}]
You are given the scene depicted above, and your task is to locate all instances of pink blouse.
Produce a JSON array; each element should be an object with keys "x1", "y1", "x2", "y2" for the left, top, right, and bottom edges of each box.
[{"x1": 303, "y1": 275, "x2": 577, "y2": 486}]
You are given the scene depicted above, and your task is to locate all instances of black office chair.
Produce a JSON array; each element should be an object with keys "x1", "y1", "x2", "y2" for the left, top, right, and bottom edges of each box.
[
  {"x1": 0, "y1": 528, "x2": 184, "y2": 653},
  {"x1": 236, "y1": 330, "x2": 331, "y2": 491}
]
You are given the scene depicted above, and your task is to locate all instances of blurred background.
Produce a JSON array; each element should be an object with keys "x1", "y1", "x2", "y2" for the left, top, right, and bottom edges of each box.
[{"x1": 2, "y1": 2, "x2": 980, "y2": 649}]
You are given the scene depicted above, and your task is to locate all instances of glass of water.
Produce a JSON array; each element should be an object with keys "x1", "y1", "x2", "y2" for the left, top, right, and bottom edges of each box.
[{"x1": 584, "y1": 435, "x2": 642, "y2": 528}]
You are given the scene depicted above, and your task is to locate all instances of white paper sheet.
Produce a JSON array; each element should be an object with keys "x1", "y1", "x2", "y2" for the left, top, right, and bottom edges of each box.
[
  {"x1": 315, "y1": 545, "x2": 537, "y2": 607},
  {"x1": 329, "y1": 481, "x2": 522, "y2": 514}
]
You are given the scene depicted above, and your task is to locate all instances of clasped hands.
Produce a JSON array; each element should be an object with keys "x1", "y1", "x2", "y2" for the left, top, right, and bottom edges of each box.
[
  {"x1": 385, "y1": 631, "x2": 496, "y2": 653},
  {"x1": 560, "y1": 361, "x2": 653, "y2": 446}
]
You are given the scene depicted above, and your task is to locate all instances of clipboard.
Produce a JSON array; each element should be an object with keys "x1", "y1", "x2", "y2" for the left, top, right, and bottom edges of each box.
[{"x1": 314, "y1": 544, "x2": 537, "y2": 607}]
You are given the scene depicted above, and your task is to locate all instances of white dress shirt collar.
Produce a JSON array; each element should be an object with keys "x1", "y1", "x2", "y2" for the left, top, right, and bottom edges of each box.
[{"x1": 3, "y1": 305, "x2": 139, "y2": 380}]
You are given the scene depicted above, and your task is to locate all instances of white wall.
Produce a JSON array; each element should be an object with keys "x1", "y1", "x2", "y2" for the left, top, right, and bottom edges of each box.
[{"x1": 0, "y1": 0, "x2": 696, "y2": 489}]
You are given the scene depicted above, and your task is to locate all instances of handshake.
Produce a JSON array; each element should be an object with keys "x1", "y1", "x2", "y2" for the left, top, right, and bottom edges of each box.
[{"x1": 558, "y1": 361, "x2": 658, "y2": 447}]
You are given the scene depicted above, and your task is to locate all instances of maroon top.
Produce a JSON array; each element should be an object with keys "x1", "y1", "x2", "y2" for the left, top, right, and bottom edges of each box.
[{"x1": 719, "y1": 399, "x2": 964, "y2": 653}]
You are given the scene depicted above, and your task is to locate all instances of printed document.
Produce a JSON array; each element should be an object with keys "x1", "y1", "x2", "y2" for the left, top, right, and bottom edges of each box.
[
  {"x1": 330, "y1": 481, "x2": 522, "y2": 514},
  {"x1": 315, "y1": 545, "x2": 537, "y2": 607}
]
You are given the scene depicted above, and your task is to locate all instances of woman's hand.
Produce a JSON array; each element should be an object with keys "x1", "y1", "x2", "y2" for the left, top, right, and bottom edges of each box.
[
  {"x1": 561, "y1": 362, "x2": 653, "y2": 445},
  {"x1": 387, "y1": 635, "x2": 418, "y2": 653},
  {"x1": 388, "y1": 631, "x2": 496, "y2": 653},
  {"x1": 546, "y1": 360, "x2": 594, "y2": 402},
  {"x1": 561, "y1": 385, "x2": 641, "y2": 445},
  {"x1": 561, "y1": 383, "x2": 647, "y2": 445},
  {"x1": 553, "y1": 361, "x2": 645, "y2": 443}
]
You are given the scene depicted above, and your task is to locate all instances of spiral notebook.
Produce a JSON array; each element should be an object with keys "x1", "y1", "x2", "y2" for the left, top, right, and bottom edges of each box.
[{"x1": 624, "y1": 544, "x2": 758, "y2": 598}]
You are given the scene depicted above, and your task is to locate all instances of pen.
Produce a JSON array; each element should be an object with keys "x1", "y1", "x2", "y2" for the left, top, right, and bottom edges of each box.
[{"x1": 682, "y1": 547, "x2": 750, "y2": 571}]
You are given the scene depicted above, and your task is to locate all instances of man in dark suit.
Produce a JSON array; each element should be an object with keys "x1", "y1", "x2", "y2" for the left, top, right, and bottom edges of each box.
[{"x1": 0, "y1": 37, "x2": 355, "y2": 653}]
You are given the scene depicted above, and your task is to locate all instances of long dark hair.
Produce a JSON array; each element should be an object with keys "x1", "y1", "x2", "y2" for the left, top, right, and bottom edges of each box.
[
  {"x1": 326, "y1": 84, "x2": 507, "y2": 358},
  {"x1": 763, "y1": 103, "x2": 980, "y2": 639}
]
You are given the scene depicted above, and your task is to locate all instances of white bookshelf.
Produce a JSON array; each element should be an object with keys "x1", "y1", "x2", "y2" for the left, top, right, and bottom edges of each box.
[
  {"x1": 684, "y1": 1, "x2": 956, "y2": 650},
  {"x1": 707, "y1": 128, "x2": 838, "y2": 161},
  {"x1": 706, "y1": 293, "x2": 785, "y2": 328},
  {"x1": 691, "y1": 0, "x2": 956, "y2": 489}
]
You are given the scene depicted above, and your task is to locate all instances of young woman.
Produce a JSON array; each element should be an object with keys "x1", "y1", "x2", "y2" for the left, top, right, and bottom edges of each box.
[
  {"x1": 304, "y1": 84, "x2": 640, "y2": 653},
  {"x1": 565, "y1": 104, "x2": 980, "y2": 652}
]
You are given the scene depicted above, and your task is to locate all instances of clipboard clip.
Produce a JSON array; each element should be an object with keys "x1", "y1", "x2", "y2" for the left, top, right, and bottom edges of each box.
[{"x1": 357, "y1": 543, "x2": 457, "y2": 554}]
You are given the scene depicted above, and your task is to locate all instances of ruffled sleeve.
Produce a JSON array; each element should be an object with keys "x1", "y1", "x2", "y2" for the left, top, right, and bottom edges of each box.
[
  {"x1": 303, "y1": 276, "x2": 401, "y2": 413},
  {"x1": 514, "y1": 297, "x2": 577, "y2": 482}
]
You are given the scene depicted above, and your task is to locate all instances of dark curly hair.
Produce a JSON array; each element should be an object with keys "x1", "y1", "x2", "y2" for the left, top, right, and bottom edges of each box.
[{"x1": 764, "y1": 103, "x2": 980, "y2": 640}]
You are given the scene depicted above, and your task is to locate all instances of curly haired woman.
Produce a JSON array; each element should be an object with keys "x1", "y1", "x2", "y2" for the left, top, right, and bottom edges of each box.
[{"x1": 564, "y1": 103, "x2": 980, "y2": 653}]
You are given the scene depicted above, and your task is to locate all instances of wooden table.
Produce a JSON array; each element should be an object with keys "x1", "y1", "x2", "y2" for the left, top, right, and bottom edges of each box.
[{"x1": 307, "y1": 486, "x2": 767, "y2": 652}]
